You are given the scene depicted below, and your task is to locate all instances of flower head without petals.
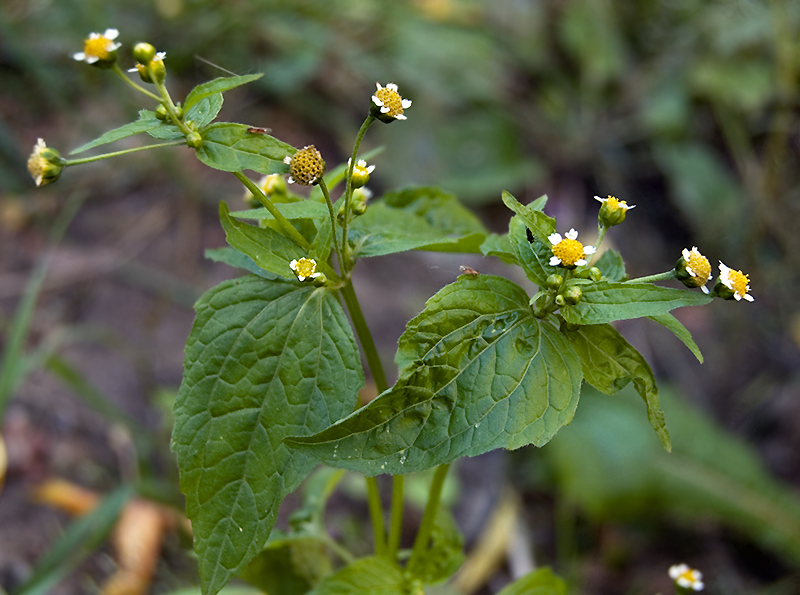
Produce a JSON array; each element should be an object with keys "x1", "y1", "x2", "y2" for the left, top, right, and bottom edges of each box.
[
  {"x1": 669, "y1": 564, "x2": 704, "y2": 592},
  {"x1": 371, "y1": 83, "x2": 412, "y2": 123},
  {"x1": 548, "y1": 228, "x2": 596, "y2": 268},
  {"x1": 717, "y1": 261, "x2": 754, "y2": 302},
  {"x1": 289, "y1": 258, "x2": 321, "y2": 282},
  {"x1": 27, "y1": 139, "x2": 63, "y2": 187},
  {"x1": 73, "y1": 29, "x2": 121, "y2": 66},
  {"x1": 283, "y1": 145, "x2": 325, "y2": 186}
]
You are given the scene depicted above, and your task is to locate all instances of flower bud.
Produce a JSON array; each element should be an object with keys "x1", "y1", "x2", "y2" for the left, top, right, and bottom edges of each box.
[
  {"x1": 311, "y1": 273, "x2": 328, "y2": 287},
  {"x1": 555, "y1": 294, "x2": 566, "y2": 307},
  {"x1": 132, "y1": 42, "x2": 156, "y2": 64},
  {"x1": 545, "y1": 274, "x2": 563, "y2": 290},
  {"x1": 27, "y1": 139, "x2": 64, "y2": 187},
  {"x1": 350, "y1": 159, "x2": 375, "y2": 189},
  {"x1": 186, "y1": 131, "x2": 203, "y2": 149},
  {"x1": 595, "y1": 195, "x2": 635, "y2": 227},
  {"x1": 561, "y1": 285, "x2": 583, "y2": 305}
]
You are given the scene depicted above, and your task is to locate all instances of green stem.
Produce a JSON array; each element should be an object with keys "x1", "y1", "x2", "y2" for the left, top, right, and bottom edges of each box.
[
  {"x1": 111, "y1": 63, "x2": 163, "y2": 102},
  {"x1": 387, "y1": 474, "x2": 405, "y2": 559},
  {"x1": 232, "y1": 172, "x2": 312, "y2": 252},
  {"x1": 366, "y1": 477, "x2": 387, "y2": 556},
  {"x1": 626, "y1": 270, "x2": 678, "y2": 284},
  {"x1": 594, "y1": 224, "x2": 608, "y2": 256},
  {"x1": 318, "y1": 178, "x2": 344, "y2": 273},
  {"x1": 408, "y1": 464, "x2": 450, "y2": 570},
  {"x1": 153, "y1": 78, "x2": 193, "y2": 136},
  {"x1": 320, "y1": 531, "x2": 356, "y2": 565},
  {"x1": 63, "y1": 141, "x2": 185, "y2": 166},
  {"x1": 339, "y1": 281, "x2": 389, "y2": 393},
  {"x1": 341, "y1": 115, "x2": 375, "y2": 275}
]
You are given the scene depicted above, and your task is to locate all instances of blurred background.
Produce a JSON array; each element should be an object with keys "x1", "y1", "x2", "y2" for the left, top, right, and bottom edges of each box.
[{"x1": 2, "y1": 0, "x2": 800, "y2": 593}]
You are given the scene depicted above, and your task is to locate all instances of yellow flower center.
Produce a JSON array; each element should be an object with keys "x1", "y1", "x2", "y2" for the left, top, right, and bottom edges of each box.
[
  {"x1": 374, "y1": 87, "x2": 405, "y2": 118},
  {"x1": 686, "y1": 252, "x2": 711, "y2": 283},
  {"x1": 84, "y1": 36, "x2": 114, "y2": 60},
  {"x1": 288, "y1": 146, "x2": 325, "y2": 185},
  {"x1": 294, "y1": 258, "x2": 317, "y2": 278},
  {"x1": 727, "y1": 268, "x2": 750, "y2": 298},
  {"x1": 605, "y1": 196, "x2": 628, "y2": 210},
  {"x1": 552, "y1": 239, "x2": 586, "y2": 267}
]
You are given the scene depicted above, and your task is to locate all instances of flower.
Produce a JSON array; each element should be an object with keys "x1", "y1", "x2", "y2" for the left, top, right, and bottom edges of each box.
[
  {"x1": 73, "y1": 29, "x2": 121, "y2": 67},
  {"x1": 289, "y1": 258, "x2": 321, "y2": 282},
  {"x1": 717, "y1": 261, "x2": 754, "y2": 302},
  {"x1": 27, "y1": 139, "x2": 63, "y2": 187},
  {"x1": 669, "y1": 564, "x2": 704, "y2": 592},
  {"x1": 349, "y1": 158, "x2": 375, "y2": 189},
  {"x1": 548, "y1": 228, "x2": 596, "y2": 268},
  {"x1": 676, "y1": 247, "x2": 711, "y2": 293},
  {"x1": 128, "y1": 51, "x2": 167, "y2": 83},
  {"x1": 283, "y1": 145, "x2": 325, "y2": 186},
  {"x1": 595, "y1": 194, "x2": 634, "y2": 226},
  {"x1": 371, "y1": 83, "x2": 412, "y2": 122}
]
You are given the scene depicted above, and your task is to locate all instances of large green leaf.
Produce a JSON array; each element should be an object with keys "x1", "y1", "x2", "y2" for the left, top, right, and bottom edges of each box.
[
  {"x1": 648, "y1": 313, "x2": 703, "y2": 363},
  {"x1": 307, "y1": 557, "x2": 405, "y2": 595},
  {"x1": 184, "y1": 74, "x2": 263, "y2": 111},
  {"x1": 171, "y1": 275, "x2": 363, "y2": 595},
  {"x1": 509, "y1": 216, "x2": 559, "y2": 287},
  {"x1": 195, "y1": 123, "x2": 295, "y2": 174},
  {"x1": 218, "y1": 202, "x2": 305, "y2": 279},
  {"x1": 349, "y1": 186, "x2": 487, "y2": 257},
  {"x1": 495, "y1": 567, "x2": 566, "y2": 595},
  {"x1": 230, "y1": 202, "x2": 329, "y2": 222},
  {"x1": 560, "y1": 281, "x2": 713, "y2": 325},
  {"x1": 204, "y1": 247, "x2": 277, "y2": 280},
  {"x1": 479, "y1": 233, "x2": 519, "y2": 266},
  {"x1": 69, "y1": 116, "x2": 167, "y2": 155},
  {"x1": 286, "y1": 275, "x2": 583, "y2": 475},
  {"x1": 562, "y1": 322, "x2": 671, "y2": 451},
  {"x1": 593, "y1": 249, "x2": 626, "y2": 281}
]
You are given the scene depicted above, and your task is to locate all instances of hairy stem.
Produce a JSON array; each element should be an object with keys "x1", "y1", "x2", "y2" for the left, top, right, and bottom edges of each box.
[
  {"x1": 387, "y1": 474, "x2": 405, "y2": 559},
  {"x1": 64, "y1": 141, "x2": 185, "y2": 165},
  {"x1": 341, "y1": 115, "x2": 375, "y2": 275},
  {"x1": 318, "y1": 178, "x2": 344, "y2": 274},
  {"x1": 111, "y1": 63, "x2": 163, "y2": 102}
]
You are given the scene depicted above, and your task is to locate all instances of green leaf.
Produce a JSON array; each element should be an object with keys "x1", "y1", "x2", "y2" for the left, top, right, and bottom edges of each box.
[
  {"x1": 195, "y1": 123, "x2": 295, "y2": 174},
  {"x1": 309, "y1": 215, "x2": 333, "y2": 265},
  {"x1": 495, "y1": 567, "x2": 567, "y2": 595},
  {"x1": 184, "y1": 74, "x2": 263, "y2": 111},
  {"x1": 230, "y1": 202, "x2": 329, "y2": 221},
  {"x1": 501, "y1": 191, "x2": 556, "y2": 241},
  {"x1": 349, "y1": 186, "x2": 487, "y2": 257},
  {"x1": 307, "y1": 557, "x2": 405, "y2": 595},
  {"x1": 407, "y1": 507, "x2": 465, "y2": 585},
  {"x1": 593, "y1": 249, "x2": 626, "y2": 281},
  {"x1": 648, "y1": 313, "x2": 704, "y2": 363},
  {"x1": 563, "y1": 323, "x2": 671, "y2": 451},
  {"x1": 172, "y1": 275, "x2": 363, "y2": 595},
  {"x1": 13, "y1": 486, "x2": 133, "y2": 595},
  {"x1": 69, "y1": 117, "x2": 166, "y2": 155},
  {"x1": 137, "y1": 109, "x2": 184, "y2": 140},
  {"x1": 480, "y1": 233, "x2": 519, "y2": 266},
  {"x1": 204, "y1": 247, "x2": 277, "y2": 280},
  {"x1": 187, "y1": 93, "x2": 224, "y2": 129},
  {"x1": 560, "y1": 282, "x2": 713, "y2": 325},
  {"x1": 287, "y1": 275, "x2": 583, "y2": 475},
  {"x1": 509, "y1": 216, "x2": 559, "y2": 287},
  {"x1": 219, "y1": 202, "x2": 305, "y2": 279}
]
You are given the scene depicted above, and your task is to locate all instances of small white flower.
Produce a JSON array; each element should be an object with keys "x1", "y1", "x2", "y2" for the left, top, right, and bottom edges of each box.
[
  {"x1": 289, "y1": 258, "x2": 321, "y2": 282},
  {"x1": 719, "y1": 261, "x2": 754, "y2": 302},
  {"x1": 73, "y1": 29, "x2": 121, "y2": 64},
  {"x1": 548, "y1": 228, "x2": 596, "y2": 268},
  {"x1": 371, "y1": 83, "x2": 412, "y2": 121},
  {"x1": 669, "y1": 563, "x2": 704, "y2": 591}
]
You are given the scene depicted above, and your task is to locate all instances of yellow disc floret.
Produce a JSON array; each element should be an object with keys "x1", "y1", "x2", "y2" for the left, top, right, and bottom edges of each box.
[
  {"x1": 548, "y1": 229, "x2": 596, "y2": 268},
  {"x1": 676, "y1": 247, "x2": 711, "y2": 293},
  {"x1": 289, "y1": 257, "x2": 321, "y2": 282},
  {"x1": 283, "y1": 145, "x2": 325, "y2": 186}
]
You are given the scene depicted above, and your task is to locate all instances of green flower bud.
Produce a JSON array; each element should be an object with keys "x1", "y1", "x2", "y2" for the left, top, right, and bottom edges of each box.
[
  {"x1": 554, "y1": 294, "x2": 566, "y2": 307},
  {"x1": 132, "y1": 42, "x2": 156, "y2": 64},
  {"x1": 545, "y1": 274, "x2": 564, "y2": 290},
  {"x1": 155, "y1": 104, "x2": 169, "y2": 120},
  {"x1": 350, "y1": 159, "x2": 375, "y2": 189},
  {"x1": 561, "y1": 285, "x2": 583, "y2": 305},
  {"x1": 311, "y1": 272, "x2": 328, "y2": 287},
  {"x1": 186, "y1": 131, "x2": 203, "y2": 149},
  {"x1": 27, "y1": 139, "x2": 64, "y2": 187}
]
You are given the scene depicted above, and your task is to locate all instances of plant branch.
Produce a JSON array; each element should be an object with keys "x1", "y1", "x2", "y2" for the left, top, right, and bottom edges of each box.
[{"x1": 408, "y1": 464, "x2": 450, "y2": 570}]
